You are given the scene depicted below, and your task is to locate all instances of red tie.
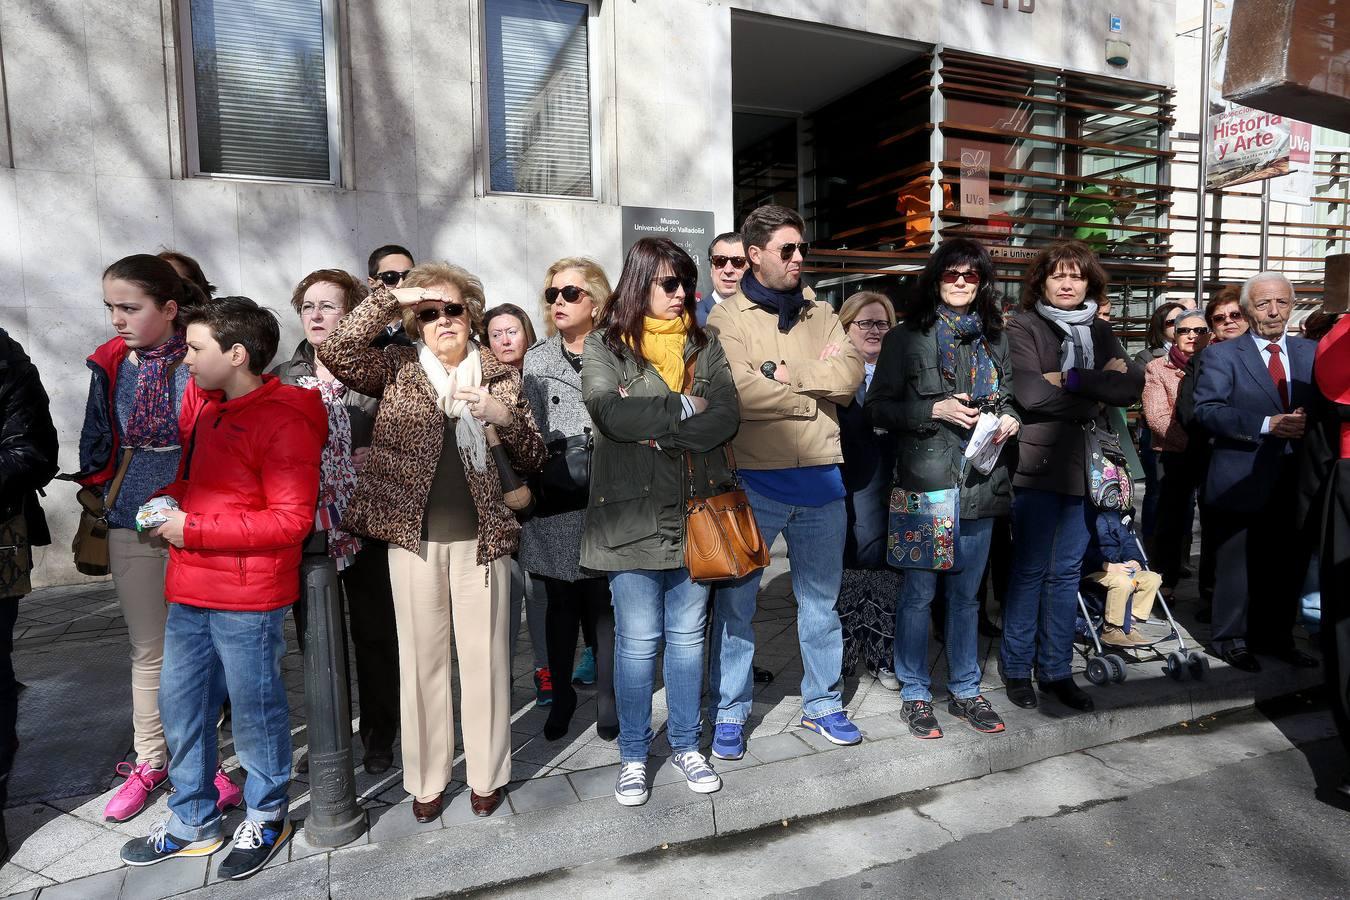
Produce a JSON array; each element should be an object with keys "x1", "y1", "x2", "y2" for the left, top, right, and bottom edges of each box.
[{"x1": 1267, "y1": 343, "x2": 1289, "y2": 411}]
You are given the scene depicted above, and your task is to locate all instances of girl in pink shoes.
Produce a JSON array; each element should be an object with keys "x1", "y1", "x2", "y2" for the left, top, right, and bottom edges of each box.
[{"x1": 75, "y1": 254, "x2": 242, "y2": 821}]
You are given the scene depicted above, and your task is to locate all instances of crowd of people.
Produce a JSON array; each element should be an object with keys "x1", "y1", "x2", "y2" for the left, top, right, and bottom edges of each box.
[{"x1": 0, "y1": 202, "x2": 1345, "y2": 879}]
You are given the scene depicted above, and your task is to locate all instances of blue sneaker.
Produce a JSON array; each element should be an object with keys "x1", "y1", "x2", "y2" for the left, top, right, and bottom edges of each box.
[
  {"x1": 801, "y1": 712, "x2": 862, "y2": 746},
  {"x1": 120, "y1": 822, "x2": 223, "y2": 867},
  {"x1": 710, "y1": 722, "x2": 745, "y2": 760},
  {"x1": 572, "y1": 647, "x2": 597, "y2": 685}
]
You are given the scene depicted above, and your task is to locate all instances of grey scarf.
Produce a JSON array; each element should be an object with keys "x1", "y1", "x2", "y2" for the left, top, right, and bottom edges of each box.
[{"x1": 1036, "y1": 300, "x2": 1098, "y2": 372}]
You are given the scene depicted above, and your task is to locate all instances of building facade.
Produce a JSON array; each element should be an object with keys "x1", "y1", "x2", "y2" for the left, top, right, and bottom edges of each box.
[{"x1": 0, "y1": 0, "x2": 1176, "y2": 586}]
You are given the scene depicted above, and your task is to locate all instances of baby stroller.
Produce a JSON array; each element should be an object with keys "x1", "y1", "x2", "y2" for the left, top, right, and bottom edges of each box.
[{"x1": 1074, "y1": 513, "x2": 1210, "y2": 685}]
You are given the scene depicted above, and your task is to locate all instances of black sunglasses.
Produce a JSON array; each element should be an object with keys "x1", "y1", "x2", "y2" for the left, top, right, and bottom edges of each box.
[
  {"x1": 710, "y1": 255, "x2": 747, "y2": 269},
  {"x1": 1164, "y1": 317, "x2": 1179, "y2": 327},
  {"x1": 544, "y1": 285, "x2": 590, "y2": 305},
  {"x1": 377, "y1": 270, "x2": 411, "y2": 286},
  {"x1": 769, "y1": 242, "x2": 809, "y2": 261},
  {"x1": 414, "y1": 302, "x2": 465, "y2": 323},
  {"x1": 1175, "y1": 325, "x2": 1210, "y2": 336},
  {"x1": 653, "y1": 276, "x2": 696, "y2": 296}
]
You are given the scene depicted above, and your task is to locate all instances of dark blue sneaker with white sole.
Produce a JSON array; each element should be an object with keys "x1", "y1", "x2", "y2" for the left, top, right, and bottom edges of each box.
[
  {"x1": 216, "y1": 818, "x2": 293, "y2": 881},
  {"x1": 801, "y1": 712, "x2": 862, "y2": 745},
  {"x1": 710, "y1": 722, "x2": 745, "y2": 760},
  {"x1": 120, "y1": 822, "x2": 223, "y2": 867}
]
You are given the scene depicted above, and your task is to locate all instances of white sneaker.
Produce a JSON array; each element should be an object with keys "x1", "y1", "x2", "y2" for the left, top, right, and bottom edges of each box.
[
  {"x1": 614, "y1": 761, "x2": 649, "y2": 806},
  {"x1": 669, "y1": 750, "x2": 722, "y2": 794},
  {"x1": 876, "y1": 667, "x2": 901, "y2": 691}
]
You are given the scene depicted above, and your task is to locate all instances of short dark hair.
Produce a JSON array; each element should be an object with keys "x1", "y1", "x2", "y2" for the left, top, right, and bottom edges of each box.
[
  {"x1": 367, "y1": 244, "x2": 415, "y2": 278},
  {"x1": 740, "y1": 205, "x2": 804, "y2": 251},
  {"x1": 182, "y1": 297, "x2": 280, "y2": 376},
  {"x1": 1145, "y1": 301, "x2": 1185, "y2": 350},
  {"x1": 906, "y1": 238, "x2": 1004, "y2": 335},
  {"x1": 1020, "y1": 240, "x2": 1109, "y2": 310},
  {"x1": 482, "y1": 303, "x2": 538, "y2": 348},
  {"x1": 1205, "y1": 285, "x2": 1242, "y2": 326},
  {"x1": 290, "y1": 269, "x2": 367, "y2": 315},
  {"x1": 103, "y1": 254, "x2": 207, "y2": 324},
  {"x1": 707, "y1": 231, "x2": 743, "y2": 262},
  {"x1": 157, "y1": 250, "x2": 216, "y2": 297},
  {"x1": 600, "y1": 238, "x2": 707, "y2": 363}
]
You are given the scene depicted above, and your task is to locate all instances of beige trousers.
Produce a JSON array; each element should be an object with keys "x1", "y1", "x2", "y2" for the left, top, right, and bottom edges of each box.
[
  {"x1": 388, "y1": 539, "x2": 511, "y2": 799},
  {"x1": 108, "y1": 527, "x2": 170, "y2": 768},
  {"x1": 1087, "y1": 569, "x2": 1162, "y2": 627}
]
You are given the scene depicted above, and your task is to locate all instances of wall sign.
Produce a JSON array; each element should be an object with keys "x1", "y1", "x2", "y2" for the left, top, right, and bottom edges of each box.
[
  {"x1": 621, "y1": 206, "x2": 717, "y2": 299},
  {"x1": 960, "y1": 149, "x2": 991, "y2": 221},
  {"x1": 981, "y1": 0, "x2": 1035, "y2": 11}
]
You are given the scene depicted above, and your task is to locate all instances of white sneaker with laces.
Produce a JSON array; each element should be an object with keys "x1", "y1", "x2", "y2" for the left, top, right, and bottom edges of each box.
[
  {"x1": 670, "y1": 750, "x2": 722, "y2": 794},
  {"x1": 614, "y1": 761, "x2": 649, "y2": 806},
  {"x1": 876, "y1": 667, "x2": 901, "y2": 691}
]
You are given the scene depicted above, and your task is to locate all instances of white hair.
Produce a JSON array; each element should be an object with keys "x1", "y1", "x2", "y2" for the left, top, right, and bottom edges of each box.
[{"x1": 1239, "y1": 271, "x2": 1294, "y2": 316}]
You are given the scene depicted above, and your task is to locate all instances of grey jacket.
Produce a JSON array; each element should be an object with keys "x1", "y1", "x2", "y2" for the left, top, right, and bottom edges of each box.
[{"x1": 519, "y1": 334, "x2": 594, "y2": 582}]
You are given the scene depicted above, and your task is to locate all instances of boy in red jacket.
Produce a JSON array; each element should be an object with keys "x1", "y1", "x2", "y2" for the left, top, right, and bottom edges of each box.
[{"x1": 120, "y1": 297, "x2": 326, "y2": 880}]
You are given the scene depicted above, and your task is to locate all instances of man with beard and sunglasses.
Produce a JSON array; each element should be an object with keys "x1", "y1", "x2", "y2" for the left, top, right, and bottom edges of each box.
[
  {"x1": 695, "y1": 232, "x2": 747, "y2": 327},
  {"x1": 705, "y1": 204, "x2": 865, "y2": 759},
  {"x1": 367, "y1": 245, "x2": 416, "y2": 348}
]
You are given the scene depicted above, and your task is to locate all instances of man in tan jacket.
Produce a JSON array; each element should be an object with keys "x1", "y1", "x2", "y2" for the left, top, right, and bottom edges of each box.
[{"x1": 706, "y1": 204, "x2": 865, "y2": 759}]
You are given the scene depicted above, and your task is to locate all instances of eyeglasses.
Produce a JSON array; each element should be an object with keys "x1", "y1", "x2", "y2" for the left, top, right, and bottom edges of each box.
[
  {"x1": 300, "y1": 302, "x2": 343, "y2": 316},
  {"x1": 1163, "y1": 317, "x2": 1179, "y2": 327},
  {"x1": 653, "y1": 276, "x2": 696, "y2": 296},
  {"x1": 768, "y1": 242, "x2": 809, "y2": 261},
  {"x1": 1212, "y1": 311, "x2": 1245, "y2": 323},
  {"x1": 1252, "y1": 297, "x2": 1292, "y2": 312},
  {"x1": 489, "y1": 326, "x2": 522, "y2": 342},
  {"x1": 544, "y1": 285, "x2": 590, "y2": 305},
  {"x1": 1175, "y1": 325, "x2": 1210, "y2": 337},
  {"x1": 377, "y1": 270, "x2": 411, "y2": 287},
  {"x1": 710, "y1": 255, "x2": 747, "y2": 270},
  {"x1": 414, "y1": 302, "x2": 465, "y2": 324},
  {"x1": 851, "y1": 319, "x2": 891, "y2": 333},
  {"x1": 941, "y1": 269, "x2": 981, "y2": 285}
]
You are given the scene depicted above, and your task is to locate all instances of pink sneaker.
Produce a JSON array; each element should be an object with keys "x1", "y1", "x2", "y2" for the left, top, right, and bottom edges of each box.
[
  {"x1": 103, "y1": 761, "x2": 168, "y2": 822},
  {"x1": 215, "y1": 767, "x2": 243, "y2": 813}
]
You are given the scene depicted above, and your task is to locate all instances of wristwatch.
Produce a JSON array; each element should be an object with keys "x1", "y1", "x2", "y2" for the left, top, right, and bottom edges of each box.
[{"x1": 760, "y1": 361, "x2": 778, "y2": 380}]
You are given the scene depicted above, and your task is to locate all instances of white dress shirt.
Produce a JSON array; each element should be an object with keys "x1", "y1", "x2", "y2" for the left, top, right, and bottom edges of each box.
[{"x1": 1255, "y1": 331, "x2": 1290, "y2": 435}]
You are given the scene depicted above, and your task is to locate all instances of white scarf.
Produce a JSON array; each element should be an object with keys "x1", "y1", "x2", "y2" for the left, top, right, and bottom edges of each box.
[
  {"x1": 417, "y1": 341, "x2": 488, "y2": 472},
  {"x1": 1036, "y1": 300, "x2": 1099, "y2": 372}
]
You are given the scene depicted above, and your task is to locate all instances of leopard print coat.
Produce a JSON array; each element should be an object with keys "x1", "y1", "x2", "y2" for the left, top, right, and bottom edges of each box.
[{"x1": 317, "y1": 289, "x2": 546, "y2": 564}]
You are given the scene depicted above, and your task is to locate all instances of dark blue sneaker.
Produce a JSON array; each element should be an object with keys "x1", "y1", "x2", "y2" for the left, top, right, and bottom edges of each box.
[
  {"x1": 801, "y1": 712, "x2": 862, "y2": 746},
  {"x1": 120, "y1": 822, "x2": 223, "y2": 867},
  {"x1": 216, "y1": 818, "x2": 293, "y2": 881},
  {"x1": 710, "y1": 722, "x2": 745, "y2": 760}
]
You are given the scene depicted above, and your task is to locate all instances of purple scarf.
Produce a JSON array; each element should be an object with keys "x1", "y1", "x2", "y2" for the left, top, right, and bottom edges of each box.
[
  {"x1": 1167, "y1": 342, "x2": 1191, "y2": 370},
  {"x1": 124, "y1": 333, "x2": 187, "y2": 448}
]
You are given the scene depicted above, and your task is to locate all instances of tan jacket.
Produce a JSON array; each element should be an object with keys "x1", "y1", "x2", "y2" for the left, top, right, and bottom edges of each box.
[{"x1": 706, "y1": 288, "x2": 864, "y2": 469}]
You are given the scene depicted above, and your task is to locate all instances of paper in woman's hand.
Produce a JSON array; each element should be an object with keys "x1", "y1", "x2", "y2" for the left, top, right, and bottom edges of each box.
[{"x1": 963, "y1": 412, "x2": 1004, "y2": 475}]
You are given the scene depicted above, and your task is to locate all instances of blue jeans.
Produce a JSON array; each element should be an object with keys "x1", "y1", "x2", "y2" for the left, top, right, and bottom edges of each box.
[
  {"x1": 894, "y1": 517, "x2": 994, "y2": 701},
  {"x1": 160, "y1": 603, "x2": 291, "y2": 841},
  {"x1": 999, "y1": 489, "x2": 1092, "y2": 683},
  {"x1": 608, "y1": 568, "x2": 709, "y2": 762},
  {"x1": 710, "y1": 488, "x2": 847, "y2": 723}
]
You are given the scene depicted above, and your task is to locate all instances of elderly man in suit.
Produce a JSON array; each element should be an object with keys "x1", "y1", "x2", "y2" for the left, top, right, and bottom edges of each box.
[
  {"x1": 1194, "y1": 271, "x2": 1319, "y2": 672},
  {"x1": 695, "y1": 232, "x2": 746, "y2": 327}
]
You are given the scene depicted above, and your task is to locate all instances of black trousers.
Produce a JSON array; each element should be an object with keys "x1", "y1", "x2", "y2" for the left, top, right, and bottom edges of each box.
[
  {"x1": 295, "y1": 542, "x2": 401, "y2": 748},
  {"x1": 1210, "y1": 466, "x2": 1305, "y2": 654},
  {"x1": 1317, "y1": 461, "x2": 1350, "y2": 758},
  {"x1": 539, "y1": 575, "x2": 615, "y2": 728},
  {"x1": 1153, "y1": 451, "x2": 1199, "y2": 588},
  {"x1": 0, "y1": 596, "x2": 18, "y2": 810}
]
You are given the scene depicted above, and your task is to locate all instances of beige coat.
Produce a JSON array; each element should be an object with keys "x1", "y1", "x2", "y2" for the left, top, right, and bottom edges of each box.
[{"x1": 706, "y1": 288, "x2": 864, "y2": 470}]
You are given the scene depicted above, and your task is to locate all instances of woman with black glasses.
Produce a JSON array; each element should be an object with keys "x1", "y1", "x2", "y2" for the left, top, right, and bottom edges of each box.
[
  {"x1": 520, "y1": 257, "x2": 619, "y2": 742},
  {"x1": 866, "y1": 238, "x2": 1019, "y2": 740},
  {"x1": 320, "y1": 262, "x2": 545, "y2": 823}
]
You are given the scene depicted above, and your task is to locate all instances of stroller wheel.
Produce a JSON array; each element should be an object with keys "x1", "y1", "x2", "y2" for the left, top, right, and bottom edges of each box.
[
  {"x1": 1165, "y1": 651, "x2": 1188, "y2": 680},
  {"x1": 1086, "y1": 656, "x2": 1111, "y2": 686},
  {"x1": 1105, "y1": 654, "x2": 1128, "y2": 684},
  {"x1": 1187, "y1": 651, "x2": 1210, "y2": 680}
]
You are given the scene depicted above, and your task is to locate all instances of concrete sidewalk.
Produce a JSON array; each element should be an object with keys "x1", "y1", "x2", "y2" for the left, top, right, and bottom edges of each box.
[{"x1": 0, "y1": 545, "x2": 1324, "y2": 899}]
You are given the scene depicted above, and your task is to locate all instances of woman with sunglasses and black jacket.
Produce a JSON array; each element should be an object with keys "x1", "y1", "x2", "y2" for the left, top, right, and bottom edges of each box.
[{"x1": 520, "y1": 257, "x2": 619, "y2": 743}]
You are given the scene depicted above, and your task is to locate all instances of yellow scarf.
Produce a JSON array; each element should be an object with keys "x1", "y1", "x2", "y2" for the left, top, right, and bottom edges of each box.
[{"x1": 640, "y1": 315, "x2": 688, "y2": 392}]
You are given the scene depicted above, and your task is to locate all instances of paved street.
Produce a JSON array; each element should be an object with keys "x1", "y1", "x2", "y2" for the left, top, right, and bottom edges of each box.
[{"x1": 480, "y1": 702, "x2": 1350, "y2": 899}]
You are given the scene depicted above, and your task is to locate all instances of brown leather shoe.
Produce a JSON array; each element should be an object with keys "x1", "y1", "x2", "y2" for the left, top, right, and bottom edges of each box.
[
  {"x1": 470, "y1": 788, "x2": 505, "y2": 817},
  {"x1": 412, "y1": 795, "x2": 443, "y2": 823}
]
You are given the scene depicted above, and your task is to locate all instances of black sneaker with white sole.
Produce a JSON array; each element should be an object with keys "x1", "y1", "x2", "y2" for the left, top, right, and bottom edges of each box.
[
  {"x1": 216, "y1": 818, "x2": 293, "y2": 881},
  {"x1": 947, "y1": 694, "x2": 1006, "y2": 734},
  {"x1": 120, "y1": 822, "x2": 223, "y2": 867},
  {"x1": 901, "y1": 699, "x2": 943, "y2": 739}
]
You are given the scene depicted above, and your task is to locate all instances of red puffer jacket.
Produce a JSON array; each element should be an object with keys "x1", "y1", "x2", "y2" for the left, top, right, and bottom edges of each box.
[{"x1": 159, "y1": 376, "x2": 327, "y2": 612}]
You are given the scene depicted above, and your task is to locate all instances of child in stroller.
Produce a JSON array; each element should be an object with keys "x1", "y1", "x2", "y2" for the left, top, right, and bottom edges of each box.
[{"x1": 1083, "y1": 505, "x2": 1161, "y2": 648}]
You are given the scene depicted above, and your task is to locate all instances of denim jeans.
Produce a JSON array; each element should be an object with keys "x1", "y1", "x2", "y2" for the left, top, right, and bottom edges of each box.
[
  {"x1": 894, "y1": 517, "x2": 994, "y2": 701},
  {"x1": 999, "y1": 488, "x2": 1091, "y2": 683},
  {"x1": 160, "y1": 603, "x2": 291, "y2": 841},
  {"x1": 608, "y1": 568, "x2": 709, "y2": 762},
  {"x1": 710, "y1": 488, "x2": 847, "y2": 723}
]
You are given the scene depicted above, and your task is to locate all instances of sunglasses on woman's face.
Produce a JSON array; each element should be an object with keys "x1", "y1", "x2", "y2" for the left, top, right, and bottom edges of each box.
[
  {"x1": 1212, "y1": 311, "x2": 1244, "y2": 323},
  {"x1": 415, "y1": 302, "x2": 465, "y2": 324},
  {"x1": 653, "y1": 276, "x2": 697, "y2": 296},
  {"x1": 941, "y1": 269, "x2": 981, "y2": 285},
  {"x1": 545, "y1": 285, "x2": 589, "y2": 305},
  {"x1": 710, "y1": 255, "x2": 747, "y2": 269},
  {"x1": 377, "y1": 270, "x2": 411, "y2": 286},
  {"x1": 1176, "y1": 325, "x2": 1210, "y2": 337},
  {"x1": 1164, "y1": 317, "x2": 1179, "y2": 327}
]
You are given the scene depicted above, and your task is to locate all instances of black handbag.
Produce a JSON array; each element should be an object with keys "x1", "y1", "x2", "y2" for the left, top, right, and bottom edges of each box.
[{"x1": 534, "y1": 430, "x2": 592, "y2": 516}]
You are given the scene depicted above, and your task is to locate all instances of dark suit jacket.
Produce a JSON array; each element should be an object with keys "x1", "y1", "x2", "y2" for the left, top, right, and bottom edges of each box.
[
  {"x1": 1192, "y1": 331, "x2": 1315, "y2": 512},
  {"x1": 695, "y1": 294, "x2": 719, "y2": 328}
]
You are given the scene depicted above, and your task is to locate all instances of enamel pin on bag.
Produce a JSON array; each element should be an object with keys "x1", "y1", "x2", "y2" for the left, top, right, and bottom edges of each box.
[{"x1": 886, "y1": 486, "x2": 960, "y2": 572}]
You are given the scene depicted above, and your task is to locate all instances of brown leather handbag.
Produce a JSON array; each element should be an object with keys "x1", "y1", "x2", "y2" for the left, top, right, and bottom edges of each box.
[
  {"x1": 71, "y1": 448, "x2": 133, "y2": 577},
  {"x1": 679, "y1": 351, "x2": 769, "y2": 583}
]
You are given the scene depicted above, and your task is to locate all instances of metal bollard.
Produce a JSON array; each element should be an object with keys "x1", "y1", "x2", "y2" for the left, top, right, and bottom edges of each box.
[{"x1": 299, "y1": 554, "x2": 367, "y2": 846}]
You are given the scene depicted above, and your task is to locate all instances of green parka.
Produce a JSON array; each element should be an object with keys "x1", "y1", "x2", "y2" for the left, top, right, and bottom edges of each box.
[{"x1": 578, "y1": 330, "x2": 741, "y2": 572}]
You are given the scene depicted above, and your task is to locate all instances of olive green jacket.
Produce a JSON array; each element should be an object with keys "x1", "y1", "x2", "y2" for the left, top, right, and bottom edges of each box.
[{"x1": 578, "y1": 330, "x2": 741, "y2": 572}]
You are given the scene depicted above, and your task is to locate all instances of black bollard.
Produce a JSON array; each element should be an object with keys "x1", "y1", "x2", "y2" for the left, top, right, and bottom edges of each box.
[{"x1": 300, "y1": 554, "x2": 367, "y2": 846}]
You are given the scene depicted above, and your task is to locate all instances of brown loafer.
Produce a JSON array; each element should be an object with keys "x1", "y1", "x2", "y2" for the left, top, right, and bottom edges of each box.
[
  {"x1": 412, "y1": 795, "x2": 443, "y2": 823},
  {"x1": 470, "y1": 788, "x2": 505, "y2": 817}
]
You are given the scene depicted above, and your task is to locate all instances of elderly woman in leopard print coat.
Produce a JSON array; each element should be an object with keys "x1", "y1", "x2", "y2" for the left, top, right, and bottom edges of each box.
[{"x1": 319, "y1": 262, "x2": 544, "y2": 823}]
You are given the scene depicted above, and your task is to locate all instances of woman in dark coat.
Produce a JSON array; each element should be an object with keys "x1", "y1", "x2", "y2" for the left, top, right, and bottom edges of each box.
[
  {"x1": 998, "y1": 241, "x2": 1143, "y2": 714},
  {"x1": 866, "y1": 239, "x2": 1019, "y2": 739}
]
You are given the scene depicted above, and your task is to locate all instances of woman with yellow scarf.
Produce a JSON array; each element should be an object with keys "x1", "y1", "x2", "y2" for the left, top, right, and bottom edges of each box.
[{"x1": 579, "y1": 238, "x2": 741, "y2": 806}]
